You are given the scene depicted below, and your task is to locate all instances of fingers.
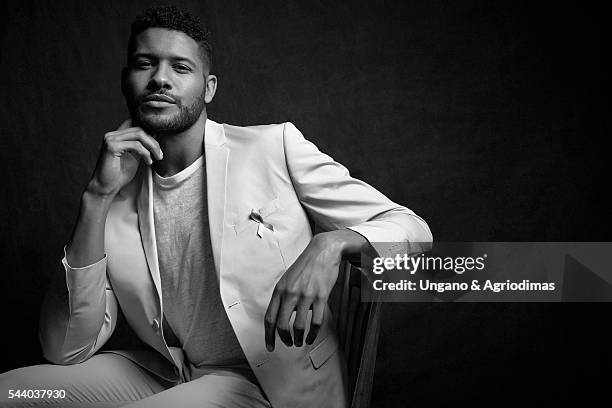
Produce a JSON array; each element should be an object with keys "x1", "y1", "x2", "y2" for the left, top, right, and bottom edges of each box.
[
  {"x1": 266, "y1": 289, "x2": 323, "y2": 351},
  {"x1": 293, "y1": 301, "x2": 311, "y2": 347},
  {"x1": 119, "y1": 141, "x2": 154, "y2": 165},
  {"x1": 117, "y1": 118, "x2": 132, "y2": 130},
  {"x1": 276, "y1": 294, "x2": 299, "y2": 347},
  {"x1": 111, "y1": 129, "x2": 164, "y2": 160},
  {"x1": 305, "y1": 298, "x2": 325, "y2": 345},
  {"x1": 264, "y1": 290, "x2": 281, "y2": 352},
  {"x1": 104, "y1": 128, "x2": 164, "y2": 163}
]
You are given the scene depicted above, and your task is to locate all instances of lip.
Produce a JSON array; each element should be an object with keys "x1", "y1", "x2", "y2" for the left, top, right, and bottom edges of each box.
[
  {"x1": 143, "y1": 100, "x2": 175, "y2": 108},
  {"x1": 143, "y1": 94, "x2": 176, "y2": 104}
]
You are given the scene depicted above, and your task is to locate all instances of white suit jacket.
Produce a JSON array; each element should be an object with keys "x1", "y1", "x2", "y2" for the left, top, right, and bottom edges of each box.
[{"x1": 39, "y1": 119, "x2": 432, "y2": 408}]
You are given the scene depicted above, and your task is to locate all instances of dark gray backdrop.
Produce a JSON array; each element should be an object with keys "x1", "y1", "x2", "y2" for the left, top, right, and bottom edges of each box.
[{"x1": 1, "y1": 0, "x2": 608, "y2": 406}]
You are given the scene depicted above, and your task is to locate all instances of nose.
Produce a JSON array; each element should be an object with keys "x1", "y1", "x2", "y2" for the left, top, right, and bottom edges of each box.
[{"x1": 148, "y1": 62, "x2": 172, "y2": 90}]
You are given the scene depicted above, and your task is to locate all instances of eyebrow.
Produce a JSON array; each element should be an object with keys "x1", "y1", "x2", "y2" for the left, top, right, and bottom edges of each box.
[{"x1": 131, "y1": 53, "x2": 197, "y2": 67}]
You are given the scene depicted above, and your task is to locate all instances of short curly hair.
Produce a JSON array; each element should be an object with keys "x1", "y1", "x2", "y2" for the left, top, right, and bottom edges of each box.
[{"x1": 127, "y1": 5, "x2": 212, "y2": 71}]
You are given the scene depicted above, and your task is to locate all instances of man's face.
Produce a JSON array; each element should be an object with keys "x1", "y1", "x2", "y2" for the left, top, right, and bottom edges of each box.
[{"x1": 123, "y1": 27, "x2": 211, "y2": 136}]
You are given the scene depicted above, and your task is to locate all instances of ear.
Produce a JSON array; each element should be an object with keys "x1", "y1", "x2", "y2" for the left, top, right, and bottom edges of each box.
[{"x1": 204, "y1": 74, "x2": 218, "y2": 104}]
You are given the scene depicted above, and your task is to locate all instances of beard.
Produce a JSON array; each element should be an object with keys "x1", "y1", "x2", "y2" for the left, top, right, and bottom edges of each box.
[{"x1": 126, "y1": 90, "x2": 206, "y2": 136}]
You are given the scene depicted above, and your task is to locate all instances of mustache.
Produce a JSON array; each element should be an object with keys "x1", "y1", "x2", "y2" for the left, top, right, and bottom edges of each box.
[{"x1": 139, "y1": 91, "x2": 178, "y2": 104}]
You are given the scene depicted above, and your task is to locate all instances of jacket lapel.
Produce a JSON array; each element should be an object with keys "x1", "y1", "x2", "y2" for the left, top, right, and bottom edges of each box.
[
  {"x1": 137, "y1": 163, "x2": 162, "y2": 298},
  {"x1": 203, "y1": 119, "x2": 229, "y2": 274},
  {"x1": 137, "y1": 118, "x2": 229, "y2": 301}
]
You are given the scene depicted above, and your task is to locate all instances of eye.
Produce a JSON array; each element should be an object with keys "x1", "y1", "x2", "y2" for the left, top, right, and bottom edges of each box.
[
  {"x1": 133, "y1": 60, "x2": 152, "y2": 69},
  {"x1": 174, "y1": 64, "x2": 192, "y2": 73}
]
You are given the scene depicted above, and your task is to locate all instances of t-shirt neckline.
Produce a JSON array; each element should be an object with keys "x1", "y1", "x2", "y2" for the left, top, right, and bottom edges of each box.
[{"x1": 153, "y1": 154, "x2": 204, "y2": 187}]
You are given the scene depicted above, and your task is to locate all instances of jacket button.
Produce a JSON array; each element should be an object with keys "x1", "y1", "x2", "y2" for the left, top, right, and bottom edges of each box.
[{"x1": 151, "y1": 318, "x2": 160, "y2": 333}]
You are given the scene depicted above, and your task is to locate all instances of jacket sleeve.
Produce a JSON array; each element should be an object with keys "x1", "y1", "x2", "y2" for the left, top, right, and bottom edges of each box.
[
  {"x1": 282, "y1": 122, "x2": 433, "y2": 258},
  {"x1": 38, "y1": 245, "x2": 118, "y2": 365}
]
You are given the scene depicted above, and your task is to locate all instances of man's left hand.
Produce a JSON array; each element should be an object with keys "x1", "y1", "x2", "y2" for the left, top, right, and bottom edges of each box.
[{"x1": 264, "y1": 229, "x2": 368, "y2": 351}]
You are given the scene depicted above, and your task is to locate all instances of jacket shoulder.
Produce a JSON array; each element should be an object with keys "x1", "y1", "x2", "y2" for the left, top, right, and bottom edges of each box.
[{"x1": 220, "y1": 122, "x2": 289, "y2": 145}]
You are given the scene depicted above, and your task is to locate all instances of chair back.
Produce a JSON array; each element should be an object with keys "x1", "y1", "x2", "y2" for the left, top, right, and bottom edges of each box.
[{"x1": 329, "y1": 261, "x2": 382, "y2": 408}]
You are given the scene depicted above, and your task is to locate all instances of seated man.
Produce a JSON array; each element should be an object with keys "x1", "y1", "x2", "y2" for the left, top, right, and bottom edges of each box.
[{"x1": 0, "y1": 5, "x2": 432, "y2": 408}]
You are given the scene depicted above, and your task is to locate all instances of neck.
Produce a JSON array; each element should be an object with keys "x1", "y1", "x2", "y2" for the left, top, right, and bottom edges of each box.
[{"x1": 152, "y1": 112, "x2": 207, "y2": 177}]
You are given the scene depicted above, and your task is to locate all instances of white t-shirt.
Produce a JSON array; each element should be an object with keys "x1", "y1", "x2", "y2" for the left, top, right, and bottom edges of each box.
[{"x1": 152, "y1": 155, "x2": 253, "y2": 380}]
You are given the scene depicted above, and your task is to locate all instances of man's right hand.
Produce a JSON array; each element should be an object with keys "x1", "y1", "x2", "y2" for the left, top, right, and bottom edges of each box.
[{"x1": 86, "y1": 119, "x2": 164, "y2": 197}]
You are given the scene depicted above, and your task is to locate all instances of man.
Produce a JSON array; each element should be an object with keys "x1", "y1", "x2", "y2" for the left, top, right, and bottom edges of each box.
[{"x1": 0, "y1": 5, "x2": 431, "y2": 408}]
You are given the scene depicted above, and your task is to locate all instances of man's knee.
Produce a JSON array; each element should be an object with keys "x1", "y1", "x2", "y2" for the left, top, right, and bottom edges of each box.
[
  {"x1": 0, "y1": 363, "x2": 59, "y2": 391},
  {"x1": 0, "y1": 363, "x2": 72, "y2": 406},
  {"x1": 0, "y1": 353, "x2": 165, "y2": 407}
]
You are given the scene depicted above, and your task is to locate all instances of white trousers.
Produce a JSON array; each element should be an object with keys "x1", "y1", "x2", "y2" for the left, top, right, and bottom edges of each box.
[{"x1": 0, "y1": 352, "x2": 271, "y2": 408}]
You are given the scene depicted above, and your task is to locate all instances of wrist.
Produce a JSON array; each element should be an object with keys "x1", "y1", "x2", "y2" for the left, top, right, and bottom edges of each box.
[
  {"x1": 315, "y1": 229, "x2": 369, "y2": 258},
  {"x1": 81, "y1": 188, "x2": 116, "y2": 215},
  {"x1": 84, "y1": 181, "x2": 118, "y2": 201}
]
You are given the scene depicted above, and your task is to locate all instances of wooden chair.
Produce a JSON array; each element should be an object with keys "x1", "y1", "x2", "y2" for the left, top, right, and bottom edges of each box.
[{"x1": 329, "y1": 261, "x2": 382, "y2": 408}]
